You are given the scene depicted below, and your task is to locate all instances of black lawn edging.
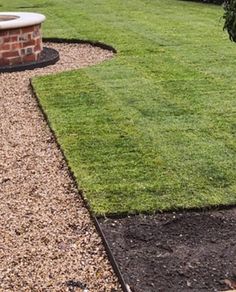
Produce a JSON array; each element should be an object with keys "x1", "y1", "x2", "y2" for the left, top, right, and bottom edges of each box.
[
  {"x1": 0, "y1": 47, "x2": 59, "y2": 73},
  {"x1": 0, "y1": 38, "x2": 117, "y2": 74},
  {"x1": 1, "y1": 35, "x2": 125, "y2": 288},
  {"x1": 29, "y1": 41, "x2": 129, "y2": 290},
  {"x1": 43, "y1": 37, "x2": 117, "y2": 54},
  {"x1": 180, "y1": 0, "x2": 224, "y2": 5}
]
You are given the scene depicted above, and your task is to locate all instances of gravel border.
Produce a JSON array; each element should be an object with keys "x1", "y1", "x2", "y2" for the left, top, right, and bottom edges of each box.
[{"x1": 0, "y1": 42, "x2": 120, "y2": 291}]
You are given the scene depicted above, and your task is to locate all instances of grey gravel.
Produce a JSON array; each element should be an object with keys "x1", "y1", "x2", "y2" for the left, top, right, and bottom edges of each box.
[{"x1": 0, "y1": 42, "x2": 120, "y2": 291}]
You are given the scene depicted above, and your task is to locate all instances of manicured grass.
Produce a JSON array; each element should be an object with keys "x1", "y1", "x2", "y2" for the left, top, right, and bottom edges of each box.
[{"x1": 3, "y1": 0, "x2": 236, "y2": 215}]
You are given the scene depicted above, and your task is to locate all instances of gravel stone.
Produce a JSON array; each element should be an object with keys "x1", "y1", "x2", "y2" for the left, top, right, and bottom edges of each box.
[{"x1": 0, "y1": 42, "x2": 120, "y2": 291}]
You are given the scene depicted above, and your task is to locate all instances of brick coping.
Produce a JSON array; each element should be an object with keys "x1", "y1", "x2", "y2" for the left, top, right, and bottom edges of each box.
[{"x1": 0, "y1": 12, "x2": 45, "y2": 30}]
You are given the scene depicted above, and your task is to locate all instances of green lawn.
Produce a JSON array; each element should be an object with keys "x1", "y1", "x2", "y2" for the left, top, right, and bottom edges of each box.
[{"x1": 2, "y1": 0, "x2": 236, "y2": 215}]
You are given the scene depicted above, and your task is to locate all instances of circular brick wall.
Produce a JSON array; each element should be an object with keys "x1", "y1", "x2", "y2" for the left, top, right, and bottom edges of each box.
[
  {"x1": 0, "y1": 24, "x2": 43, "y2": 66},
  {"x1": 0, "y1": 12, "x2": 45, "y2": 67}
]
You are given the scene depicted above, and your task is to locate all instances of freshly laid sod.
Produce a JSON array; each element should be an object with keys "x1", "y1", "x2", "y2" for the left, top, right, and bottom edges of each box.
[{"x1": 3, "y1": 0, "x2": 236, "y2": 215}]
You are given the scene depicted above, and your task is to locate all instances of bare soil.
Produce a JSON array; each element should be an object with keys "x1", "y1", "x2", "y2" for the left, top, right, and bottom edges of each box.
[{"x1": 100, "y1": 208, "x2": 236, "y2": 292}]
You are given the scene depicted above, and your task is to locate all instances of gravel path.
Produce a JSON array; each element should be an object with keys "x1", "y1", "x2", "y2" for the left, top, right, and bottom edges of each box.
[{"x1": 0, "y1": 43, "x2": 120, "y2": 291}]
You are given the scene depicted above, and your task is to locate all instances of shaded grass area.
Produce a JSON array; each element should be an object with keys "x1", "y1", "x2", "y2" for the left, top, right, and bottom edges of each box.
[{"x1": 3, "y1": 0, "x2": 236, "y2": 215}]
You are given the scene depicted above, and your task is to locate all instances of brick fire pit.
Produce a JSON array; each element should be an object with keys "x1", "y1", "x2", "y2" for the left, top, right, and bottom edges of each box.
[{"x1": 0, "y1": 12, "x2": 59, "y2": 72}]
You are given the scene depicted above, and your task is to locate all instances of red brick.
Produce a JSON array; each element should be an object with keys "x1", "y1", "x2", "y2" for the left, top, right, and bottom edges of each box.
[
  {"x1": 0, "y1": 23, "x2": 43, "y2": 67},
  {"x1": 23, "y1": 40, "x2": 35, "y2": 47},
  {"x1": 27, "y1": 33, "x2": 33, "y2": 40},
  {"x1": 9, "y1": 29, "x2": 21, "y2": 35},
  {"x1": 2, "y1": 51, "x2": 19, "y2": 58},
  {"x1": 21, "y1": 26, "x2": 35, "y2": 33},
  {"x1": 34, "y1": 39, "x2": 42, "y2": 51},
  {"x1": 0, "y1": 60, "x2": 9, "y2": 66},
  {"x1": 9, "y1": 56, "x2": 22, "y2": 65},
  {"x1": 3, "y1": 37, "x2": 11, "y2": 43},
  {"x1": 10, "y1": 36, "x2": 18, "y2": 42},
  {"x1": 23, "y1": 54, "x2": 36, "y2": 63},
  {"x1": 0, "y1": 44, "x2": 10, "y2": 51},
  {"x1": 0, "y1": 31, "x2": 9, "y2": 37},
  {"x1": 36, "y1": 38, "x2": 42, "y2": 45},
  {"x1": 11, "y1": 43, "x2": 22, "y2": 50}
]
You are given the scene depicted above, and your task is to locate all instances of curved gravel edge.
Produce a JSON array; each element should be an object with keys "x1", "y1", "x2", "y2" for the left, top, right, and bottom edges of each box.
[{"x1": 0, "y1": 42, "x2": 120, "y2": 291}]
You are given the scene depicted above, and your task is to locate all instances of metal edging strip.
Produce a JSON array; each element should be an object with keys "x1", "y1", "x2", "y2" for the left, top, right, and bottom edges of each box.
[
  {"x1": 43, "y1": 37, "x2": 117, "y2": 54},
  {"x1": 92, "y1": 215, "x2": 131, "y2": 292},
  {"x1": 29, "y1": 38, "x2": 130, "y2": 291}
]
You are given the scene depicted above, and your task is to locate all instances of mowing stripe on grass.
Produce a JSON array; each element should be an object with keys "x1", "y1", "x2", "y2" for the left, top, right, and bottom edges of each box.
[{"x1": 11, "y1": 0, "x2": 235, "y2": 215}]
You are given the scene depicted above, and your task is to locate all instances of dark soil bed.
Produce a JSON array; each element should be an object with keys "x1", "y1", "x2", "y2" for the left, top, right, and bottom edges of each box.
[{"x1": 99, "y1": 208, "x2": 236, "y2": 292}]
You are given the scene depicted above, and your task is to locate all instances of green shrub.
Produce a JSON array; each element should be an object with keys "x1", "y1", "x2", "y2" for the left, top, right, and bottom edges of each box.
[
  {"x1": 223, "y1": 0, "x2": 236, "y2": 41},
  {"x1": 184, "y1": 0, "x2": 224, "y2": 5},
  {"x1": 203, "y1": 0, "x2": 224, "y2": 4}
]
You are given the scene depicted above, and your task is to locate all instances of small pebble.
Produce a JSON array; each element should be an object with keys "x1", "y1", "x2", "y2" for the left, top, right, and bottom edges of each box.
[{"x1": 0, "y1": 42, "x2": 119, "y2": 291}]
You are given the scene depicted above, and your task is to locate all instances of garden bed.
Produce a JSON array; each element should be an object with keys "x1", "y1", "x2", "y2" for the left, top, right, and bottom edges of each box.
[{"x1": 100, "y1": 208, "x2": 236, "y2": 292}]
